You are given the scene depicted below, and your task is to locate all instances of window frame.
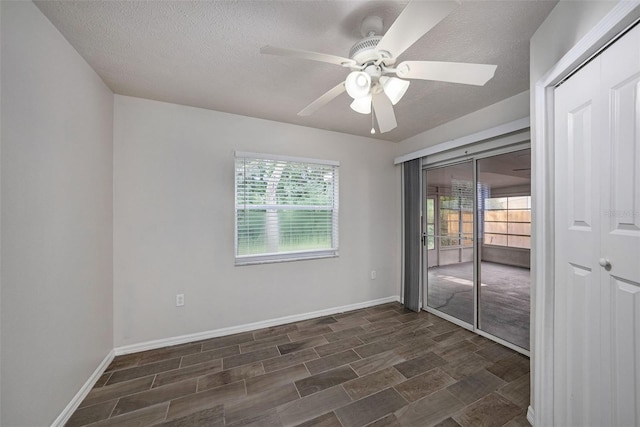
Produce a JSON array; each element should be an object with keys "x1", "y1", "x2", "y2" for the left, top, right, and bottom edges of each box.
[{"x1": 234, "y1": 151, "x2": 339, "y2": 265}]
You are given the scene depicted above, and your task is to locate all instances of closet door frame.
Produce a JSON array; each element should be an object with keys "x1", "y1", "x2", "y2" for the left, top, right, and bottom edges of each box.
[{"x1": 532, "y1": 4, "x2": 640, "y2": 426}]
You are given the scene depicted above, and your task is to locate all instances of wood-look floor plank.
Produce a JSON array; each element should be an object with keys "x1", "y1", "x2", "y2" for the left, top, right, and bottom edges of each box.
[
  {"x1": 353, "y1": 339, "x2": 399, "y2": 359},
  {"x1": 350, "y1": 351, "x2": 406, "y2": 377},
  {"x1": 201, "y1": 332, "x2": 255, "y2": 351},
  {"x1": 433, "y1": 339, "x2": 481, "y2": 362},
  {"x1": 315, "y1": 336, "x2": 364, "y2": 357},
  {"x1": 288, "y1": 326, "x2": 335, "y2": 342},
  {"x1": 365, "y1": 413, "x2": 402, "y2": 426},
  {"x1": 395, "y1": 389, "x2": 465, "y2": 427},
  {"x1": 294, "y1": 411, "x2": 343, "y2": 427},
  {"x1": 106, "y1": 358, "x2": 181, "y2": 385},
  {"x1": 153, "y1": 359, "x2": 223, "y2": 388},
  {"x1": 245, "y1": 364, "x2": 310, "y2": 395},
  {"x1": 278, "y1": 336, "x2": 329, "y2": 355},
  {"x1": 277, "y1": 385, "x2": 351, "y2": 427},
  {"x1": 111, "y1": 378, "x2": 197, "y2": 416},
  {"x1": 65, "y1": 399, "x2": 118, "y2": 427},
  {"x1": 486, "y1": 354, "x2": 530, "y2": 382},
  {"x1": 138, "y1": 343, "x2": 203, "y2": 366},
  {"x1": 153, "y1": 405, "x2": 224, "y2": 427},
  {"x1": 197, "y1": 362, "x2": 264, "y2": 392},
  {"x1": 357, "y1": 327, "x2": 400, "y2": 344},
  {"x1": 440, "y1": 352, "x2": 492, "y2": 381},
  {"x1": 452, "y1": 393, "x2": 521, "y2": 427},
  {"x1": 393, "y1": 352, "x2": 447, "y2": 378},
  {"x1": 224, "y1": 383, "x2": 299, "y2": 425},
  {"x1": 263, "y1": 348, "x2": 319, "y2": 373},
  {"x1": 223, "y1": 347, "x2": 280, "y2": 370},
  {"x1": 94, "y1": 372, "x2": 112, "y2": 388},
  {"x1": 305, "y1": 349, "x2": 361, "y2": 375},
  {"x1": 295, "y1": 365, "x2": 358, "y2": 397},
  {"x1": 180, "y1": 345, "x2": 239, "y2": 368},
  {"x1": 254, "y1": 323, "x2": 299, "y2": 341},
  {"x1": 446, "y1": 369, "x2": 506, "y2": 405},
  {"x1": 80, "y1": 376, "x2": 154, "y2": 408},
  {"x1": 327, "y1": 318, "x2": 370, "y2": 332},
  {"x1": 240, "y1": 334, "x2": 291, "y2": 354},
  {"x1": 364, "y1": 311, "x2": 403, "y2": 323},
  {"x1": 105, "y1": 353, "x2": 141, "y2": 373},
  {"x1": 165, "y1": 380, "x2": 246, "y2": 420},
  {"x1": 341, "y1": 367, "x2": 406, "y2": 401},
  {"x1": 393, "y1": 367, "x2": 456, "y2": 402},
  {"x1": 84, "y1": 402, "x2": 169, "y2": 427},
  {"x1": 226, "y1": 410, "x2": 283, "y2": 427},
  {"x1": 334, "y1": 388, "x2": 407, "y2": 427},
  {"x1": 497, "y1": 373, "x2": 530, "y2": 408},
  {"x1": 296, "y1": 316, "x2": 338, "y2": 330},
  {"x1": 475, "y1": 343, "x2": 517, "y2": 362}
]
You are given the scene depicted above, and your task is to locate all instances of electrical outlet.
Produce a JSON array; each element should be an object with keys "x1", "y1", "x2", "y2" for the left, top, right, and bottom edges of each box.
[
  {"x1": 371, "y1": 270, "x2": 377, "y2": 280},
  {"x1": 176, "y1": 294, "x2": 185, "y2": 307}
]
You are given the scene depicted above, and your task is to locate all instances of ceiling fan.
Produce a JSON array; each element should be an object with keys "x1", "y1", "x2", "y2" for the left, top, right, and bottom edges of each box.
[{"x1": 260, "y1": 0, "x2": 497, "y2": 134}]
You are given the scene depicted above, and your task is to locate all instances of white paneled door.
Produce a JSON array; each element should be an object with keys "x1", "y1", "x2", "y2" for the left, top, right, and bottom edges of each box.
[{"x1": 554, "y1": 23, "x2": 640, "y2": 426}]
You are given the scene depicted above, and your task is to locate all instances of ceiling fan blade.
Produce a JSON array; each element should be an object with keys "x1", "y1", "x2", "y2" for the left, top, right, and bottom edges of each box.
[
  {"x1": 298, "y1": 82, "x2": 346, "y2": 116},
  {"x1": 372, "y1": 92, "x2": 397, "y2": 133},
  {"x1": 396, "y1": 61, "x2": 497, "y2": 86},
  {"x1": 261, "y1": 45, "x2": 356, "y2": 67},
  {"x1": 375, "y1": 1, "x2": 459, "y2": 59}
]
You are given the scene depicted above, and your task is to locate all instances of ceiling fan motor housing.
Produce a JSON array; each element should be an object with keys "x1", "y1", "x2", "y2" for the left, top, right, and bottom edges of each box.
[
  {"x1": 349, "y1": 36, "x2": 383, "y2": 63},
  {"x1": 350, "y1": 16, "x2": 394, "y2": 66}
]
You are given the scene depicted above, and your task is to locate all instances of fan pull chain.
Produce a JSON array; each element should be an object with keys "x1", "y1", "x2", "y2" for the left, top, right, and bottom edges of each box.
[{"x1": 370, "y1": 108, "x2": 376, "y2": 134}]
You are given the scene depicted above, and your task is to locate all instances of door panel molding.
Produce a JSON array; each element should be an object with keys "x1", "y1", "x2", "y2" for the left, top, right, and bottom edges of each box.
[{"x1": 534, "y1": 3, "x2": 640, "y2": 426}]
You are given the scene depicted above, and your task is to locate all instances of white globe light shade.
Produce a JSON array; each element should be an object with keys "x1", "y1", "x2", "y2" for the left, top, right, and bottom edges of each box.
[
  {"x1": 380, "y1": 76, "x2": 410, "y2": 105},
  {"x1": 345, "y1": 71, "x2": 371, "y2": 99},
  {"x1": 350, "y1": 95, "x2": 372, "y2": 114}
]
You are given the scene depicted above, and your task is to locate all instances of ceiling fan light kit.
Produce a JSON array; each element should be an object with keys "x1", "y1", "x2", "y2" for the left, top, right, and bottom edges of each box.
[
  {"x1": 345, "y1": 71, "x2": 372, "y2": 99},
  {"x1": 350, "y1": 96, "x2": 372, "y2": 115},
  {"x1": 260, "y1": 0, "x2": 497, "y2": 134},
  {"x1": 380, "y1": 76, "x2": 410, "y2": 106}
]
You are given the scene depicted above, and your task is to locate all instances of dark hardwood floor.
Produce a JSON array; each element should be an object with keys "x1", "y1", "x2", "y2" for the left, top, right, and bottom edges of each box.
[{"x1": 66, "y1": 302, "x2": 530, "y2": 427}]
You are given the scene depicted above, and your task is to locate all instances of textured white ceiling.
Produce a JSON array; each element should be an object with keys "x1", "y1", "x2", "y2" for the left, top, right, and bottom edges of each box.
[{"x1": 35, "y1": 0, "x2": 557, "y2": 142}]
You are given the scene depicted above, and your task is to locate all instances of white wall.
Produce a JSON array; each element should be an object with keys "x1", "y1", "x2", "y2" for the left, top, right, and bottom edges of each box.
[
  {"x1": 528, "y1": 0, "x2": 616, "y2": 417},
  {"x1": 0, "y1": 2, "x2": 114, "y2": 426},
  {"x1": 113, "y1": 95, "x2": 400, "y2": 347},
  {"x1": 530, "y1": 1, "x2": 616, "y2": 87},
  {"x1": 0, "y1": 0, "x2": 3, "y2": 420},
  {"x1": 396, "y1": 90, "x2": 530, "y2": 157}
]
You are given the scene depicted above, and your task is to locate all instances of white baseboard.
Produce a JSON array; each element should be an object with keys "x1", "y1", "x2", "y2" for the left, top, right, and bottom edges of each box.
[
  {"x1": 114, "y1": 295, "x2": 400, "y2": 355},
  {"x1": 52, "y1": 349, "x2": 115, "y2": 427},
  {"x1": 527, "y1": 405, "x2": 534, "y2": 426}
]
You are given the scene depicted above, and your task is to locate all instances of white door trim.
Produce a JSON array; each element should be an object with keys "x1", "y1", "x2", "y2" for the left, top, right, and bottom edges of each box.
[{"x1": 532, "y1": 3, "x2": 640, "y2": 426}]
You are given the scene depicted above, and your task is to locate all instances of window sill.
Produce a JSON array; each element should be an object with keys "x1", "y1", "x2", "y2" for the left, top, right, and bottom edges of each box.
[
  {"x1": 235, "y1": 250, "x2": 339, "y2": 266},
  {"x1": 482, "y1": 244, "x2": 530, "y2": 251}
]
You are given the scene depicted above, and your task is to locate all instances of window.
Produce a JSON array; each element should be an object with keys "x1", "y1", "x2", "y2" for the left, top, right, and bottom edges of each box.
[
  {"x1": 439, "y1": 196, "x2": 474, "y2": 247},
  {"x1": 483, "y1": 196, "x2": 531, "y2": 248},
  {"x1": 438, "y1": 180, "x2": 474, "y2": 248},
  {"x1": 235, "y1": 152, "x2": 339, "y2": 265},
  {"x1": 426, "y1": 198, "x2": 435, "y2": 250}
]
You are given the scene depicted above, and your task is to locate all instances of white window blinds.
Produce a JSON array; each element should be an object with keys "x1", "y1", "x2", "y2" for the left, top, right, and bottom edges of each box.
[{"x1": 234, "y1": 152, "x2": 339, "y2": 265}]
